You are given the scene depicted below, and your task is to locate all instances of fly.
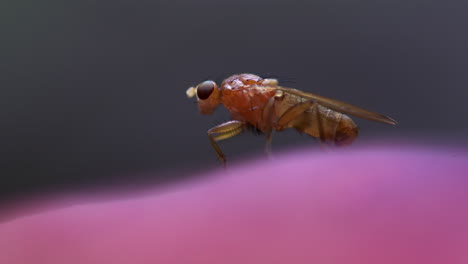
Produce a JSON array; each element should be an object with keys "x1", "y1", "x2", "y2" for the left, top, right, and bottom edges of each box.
[{"x1": 186, "y1": 73, "x2": 397, "y2": 166}]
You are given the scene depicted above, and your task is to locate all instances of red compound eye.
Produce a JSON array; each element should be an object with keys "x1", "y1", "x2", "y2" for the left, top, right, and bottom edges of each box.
[{"x1": 197, "y1": 81, "x2": 215, "y2": 100}]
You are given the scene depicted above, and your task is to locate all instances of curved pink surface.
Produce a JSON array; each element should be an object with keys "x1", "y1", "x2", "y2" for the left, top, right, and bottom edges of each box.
[{"x1": 1, "y1": 145, "x2": 467, "y2": 264}]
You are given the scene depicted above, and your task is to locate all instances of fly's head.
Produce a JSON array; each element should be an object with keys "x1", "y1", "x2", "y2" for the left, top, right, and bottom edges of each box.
[{"x1": 186, "y1": 80, "x2": 221, "y2": 115}]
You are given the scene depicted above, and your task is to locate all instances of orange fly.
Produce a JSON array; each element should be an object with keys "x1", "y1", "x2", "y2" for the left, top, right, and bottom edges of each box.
[{"x1": 186, "y1": 73, "x2": 397, "y2": 165}]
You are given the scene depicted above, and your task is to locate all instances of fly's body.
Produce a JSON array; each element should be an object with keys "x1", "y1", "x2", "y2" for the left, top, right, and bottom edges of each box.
[
  {"x1": 220, "y1": 74, "x2": 277, "y2": 132},
  {"x1": 187, "y1": 73, "x2": 396, "y2": 165}
]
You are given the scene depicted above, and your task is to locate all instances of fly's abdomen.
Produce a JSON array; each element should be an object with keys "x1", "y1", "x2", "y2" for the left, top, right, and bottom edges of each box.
[
  {"x1": 289, "y1": 104, "x2": 359, "y2": 146},
  {"x1": 333, "y1": 114, "x2": 359, "y2": 146}
]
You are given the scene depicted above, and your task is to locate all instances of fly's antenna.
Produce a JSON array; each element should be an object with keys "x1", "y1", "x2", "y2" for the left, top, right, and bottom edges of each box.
[{"x1": 186, "y1": 87, "x2": 196, "y2": 98}]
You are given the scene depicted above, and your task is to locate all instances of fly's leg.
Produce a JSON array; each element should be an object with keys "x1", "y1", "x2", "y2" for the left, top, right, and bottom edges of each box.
[
  {"x1": 207, "y1": 120, "x2": 246, "y2": 167},
  {"x1": 275, "y1": 100, "x2": 314, "y2": 129},
  {"x1": 264, "y1": 132, "x2": 273, "y2": 158},
  {"x1": 276, "y1": 100, "x2": 330, "y2": 146},
  {"x1": 313, "y1": 103, "x2": 329, "y2": 148},
  {"x1": 262, "y1": 90, "x2": 283, "y2": 157}
]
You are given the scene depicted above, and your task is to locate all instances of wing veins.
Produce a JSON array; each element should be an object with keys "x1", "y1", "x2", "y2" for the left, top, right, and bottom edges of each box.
[{"x1": 277, "y1": 87, "x2": 397, "y2": 125}]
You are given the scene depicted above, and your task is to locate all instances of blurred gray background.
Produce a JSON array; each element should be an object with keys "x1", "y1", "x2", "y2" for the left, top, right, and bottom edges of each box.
[{"x1": 1, "y1": 0, "x2": 467, "y2": 205}]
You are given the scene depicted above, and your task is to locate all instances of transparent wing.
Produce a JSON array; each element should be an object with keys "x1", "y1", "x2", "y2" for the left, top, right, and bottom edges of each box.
[{"x1": 277, "y1": 87, "x2": 397, "y2": 125}]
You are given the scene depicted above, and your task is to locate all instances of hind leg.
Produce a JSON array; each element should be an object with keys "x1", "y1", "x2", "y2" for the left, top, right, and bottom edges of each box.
[{"x1": 276, "y1": 101, "x2": 334, "y2": 146}]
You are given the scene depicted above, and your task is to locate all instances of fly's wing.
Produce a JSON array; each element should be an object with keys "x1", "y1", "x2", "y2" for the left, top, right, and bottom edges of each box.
[{"x1": 277, "y1": 87, "x2": 397, "y2": 125}]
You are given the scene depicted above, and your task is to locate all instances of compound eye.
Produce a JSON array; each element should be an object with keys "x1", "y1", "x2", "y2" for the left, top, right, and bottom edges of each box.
[{"x1": 197, "y1": 81, "x2": 215, "y2": 100}]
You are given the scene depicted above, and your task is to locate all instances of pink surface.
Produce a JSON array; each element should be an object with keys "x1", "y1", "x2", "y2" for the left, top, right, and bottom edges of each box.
[{"x1": 1, "y1": 145, "x2": 467, "y2": 264}]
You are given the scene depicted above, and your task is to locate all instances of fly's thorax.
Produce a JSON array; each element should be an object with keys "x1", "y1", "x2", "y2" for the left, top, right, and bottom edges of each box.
[{"x1": 221, "y1": 73, "x2": 264, "y2": 90}]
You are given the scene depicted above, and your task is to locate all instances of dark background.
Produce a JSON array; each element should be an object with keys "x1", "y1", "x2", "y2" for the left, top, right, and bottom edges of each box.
[{"x1": 1, "y1": 0, "x2": 467, "y2": 205}]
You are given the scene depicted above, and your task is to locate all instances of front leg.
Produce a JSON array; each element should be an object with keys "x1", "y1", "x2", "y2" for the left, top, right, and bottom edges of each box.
[{"x1": 207, "y1": 120, "x2": 246, "y2": 167}]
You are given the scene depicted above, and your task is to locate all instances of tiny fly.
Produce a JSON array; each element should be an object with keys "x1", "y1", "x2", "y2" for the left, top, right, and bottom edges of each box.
[{"x1": 186, "y1": 73, "x2": 397, "y2": 165}]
